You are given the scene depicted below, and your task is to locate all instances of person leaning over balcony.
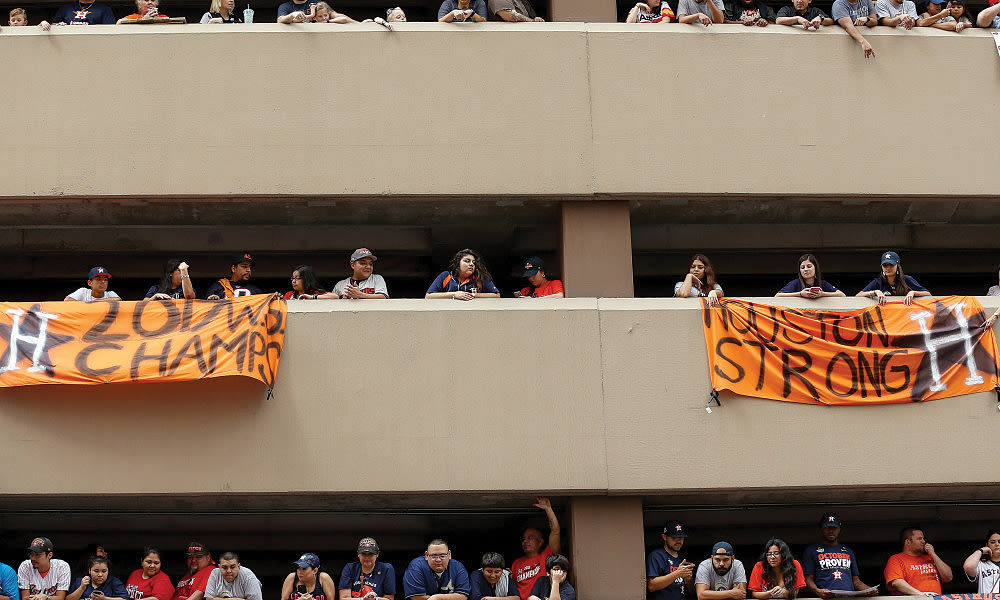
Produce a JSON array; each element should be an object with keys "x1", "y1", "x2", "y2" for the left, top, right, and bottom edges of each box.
[
  {"x1": 488, "y1": 0, "x2": 543, "y2": 22},
  {"x1": 802, "y1": 513, "x2": 876, "y2": 599},
  {"x1": 277, "y1": 0, "x2": 315, "y2": 23},
  {"x1": 338, "y1": 539, "x2": 395, "y2": 600},
  {"x1": 67, "y1": 558, "x2": 127, "y2": 600},
  {"x1": 65, "y1": 267, "x2": 120, "y2": 302},
  {"x1": 425, "y1": 249, "x2": 500, "y2": 300},
  {"x1": 978, "y1": 0, "x2": 1000, "y2": 26},
  {"x1": 279, "y1": 554, "x2": 336, "y2": 600},
  {"x1": 695, "y1": 543, "x2": 747, "y2": 600},
  {"x1": 962, "y1": 530, "x2": 1000, "y2": 594},
  {"x1": 674, "y1": 254, "x2": 723, "y2": 305},
  {"x1": 386, "y1": 6, "x2": 407, "y2": 20},
  {"x1": 116, "y1": 0, "x2": 166, "y2": 23},
  {"x1": 875, "y1": 0, "x2": 946, "y2": 28},
  {"x1": 884, "y1": 527, "x2": 952, "y2": 595},
  {"x1": 928, "y1": 0, "x2": 972, "y2": 29},
  {"x1": 677, "y1": 0, "x2": 724, "y2": 25},
  {"x1": 333, "y1": 248, "x2": 389, "y2": 299},
  {"x1": 775, "y1": 254, "x2": 844, "y2": 299},
  {"x1": 205, "y1": 252, "x2": 263, "y2": 299},
  {"x1": 747, "y1": 539, "x2": 805, "y2": 600},
  {"x1": 125, "y1": 548, "x2": 174, "y2": 600},
  {"x1": 200, "y1": 0, "x2": 242, "y2": 23},
  {"x1": 40, "y1": 0, "x2": 115, "y2": 27},
  {"x1": 144, "y1": 259, "x2": 195, "y2": 301},
  {"x1": 402, "y1": 539, "x2": 471, "y2": 600},
  {"x1": 284, "y1": 265, "x2": 330, "y2": 300},
  {"x1": 526, "y1": 556, "x2": 573, "y2": 600},
  {"x1": 856, "y1": 251, "x2": 929, "y2": 306},
  {"x1": 469, "y1": 554, "x2": 518, "y2": 600},
  {"x1": 439, "y1": 0, "x2": 487, "y2": 22},
  {"x1": 515, "y1": 258, "x2": 564, "y2": 298},
  {"x1": 831, "y1": 0, "x2": 877, "y2": 58},
  {"x1": 775, "y1": 0, "x2": 833, "y2": 28},
  {"x1": 647, "y1": 521, "x2": 695, "y2": 600},
  {"x1": 511, "y1": 498, "x2": 561, "y2": 600},
  {"x1": 626, "y1": 0, "x2": 675, "y2": 22},
  {"x1": 725, "y1": 0, "x2": 774, "y2": 26},
  {"x1": 308, "y1": 3, "x2": 358, "y2": 23},
  {"x1": 204, "y1": 553, "x2": 261, "y2": 600}
]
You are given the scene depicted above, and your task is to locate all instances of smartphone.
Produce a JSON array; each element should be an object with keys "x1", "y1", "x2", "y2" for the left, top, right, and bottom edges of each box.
[
  {"x1": 808, "y1": 287, "x2": 822, "y2": 294},
  {"x1": 296, "y1": 585, "x2": 307, "y2": 594}
]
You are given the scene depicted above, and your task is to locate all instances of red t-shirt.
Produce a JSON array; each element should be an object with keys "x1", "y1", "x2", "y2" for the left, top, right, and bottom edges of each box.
[
  {"x1": 884, "y1": 552, "x2": 941, "y2": 595},
  {"x1": 511, "y1": 546, "x2": 552, "y2": 600},
  {"x1": 126, "y1": 570, "x2": 175, "y2": 600},
  {"x1": 748, "y1": 560, "x2": 806, "y2": 592},
  {"x1": 518, "y1": 279, "x2": 564, "y2": 298},
  {"x1": 172, "y1": 565, "x2": 215, "y2": 600}
]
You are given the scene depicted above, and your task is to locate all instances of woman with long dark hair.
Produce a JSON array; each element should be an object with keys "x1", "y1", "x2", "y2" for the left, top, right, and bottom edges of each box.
[
  {"x1": 775, "y1": 253, "x2": 845, "y2": 298},
  {"x1": 125, "y1": 548, "x2": 174, "y2": 600},
  {"x1": 144, "y1": 259, "x2": 195, "y2": 300},
  {"x1": 963, "y1": 530, "x2": 1000, "y2": 594},
  {"x1": 283, "y1": 265, "x2": 331, "y2": 300},
  {"x1": 68, "y1": 557, "x2": 128, "y2": 600},
  {"x1": 425, "y1": 248, "x2": 500, "y2": 300},
  {"x1": 674, "y1": 253, "x2": 723, "y2": 304},
  {"x1": 748, "y1": 539, "x2": 805, "y2": 599},
  {"x1": 856, "y1": 250, "x2": 930, "y2": 306}
]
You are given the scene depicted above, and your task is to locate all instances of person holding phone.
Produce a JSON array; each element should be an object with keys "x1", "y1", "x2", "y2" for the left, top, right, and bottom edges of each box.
[
  {"x1": 775, "y1": 254, "x2": 845, "y2": 299},
  {"x1": 338, "y1": 539, "x2": 395, "y2": 600},
  {"x1": 68, "y1": 558, "x2": 128, "y2": 600},
  {"x1": 438, "y1": 0, "x2": 487, "y2": 21},
  {"x1": 280, "y1": 554, "x2": 336, "y2": 600},
  {"x1": 648, "y1": 521, "x2": 695, "y2": 600},
  {"x1": 962, "y1": 530, "x2": 1000, "y2": 594}
]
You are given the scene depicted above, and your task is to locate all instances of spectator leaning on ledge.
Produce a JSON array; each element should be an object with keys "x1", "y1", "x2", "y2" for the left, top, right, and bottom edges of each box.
[
  {"x1": 515, "y1": 257, "x2": 564, "y2": 298},
  {"x1": 875, "y1": 0, "x2": 947, "y2": 29},
  {"x1": 205, "y1": 252, "x2": 263, "y2": 300},
  {"x1": 40, "y1": 0, "x2": 115, "y2": 27},
  {"x1": 626, "y1": 0, "x2": 675, "y2": 22},
  {"x1": 677, "y1": 0, "x2": 725, "y2": 25},
  {"x1": 925, "y1": 0, "x2": 970, "y2": 29},
  {"x1": 978, "y1": 0, "x2": 1000, "y2": 26},
  {"x1": 204, "y1": 553, "x2": 262, "y2": 600},
  {"x1": 332, "y1": 248, "x2": 388, "y2": 299},
  {"x1": 884, "y1": 527, "x2": 952, "y2": 595},
  {"x1": 9, "y1": 7, "x2": 28, "y2": 24},
  {"x1": 201, "y1": 0, "x2": 242, "y2": 23},
  {"x1": 488, "y1": 0, "x2": 543, "y2": 22},
  {"x1": 65, "y1": 267, "x2": 120, "y2": 302},
  {"x1": 117, "y1": 0, "x2": 166, "y2": 23},
  {"x1": 439, "y1": 0, "x2": 488, "y2": 22},
  {"x1": 775, "y1": 0, "x2": 833, "y2": 28},
  {"x1": 832, "y1": 0, "x2": 877, "y2": 58},
  {"x1": 725, "y1": 0, "x2": 774, "y2": 26}
]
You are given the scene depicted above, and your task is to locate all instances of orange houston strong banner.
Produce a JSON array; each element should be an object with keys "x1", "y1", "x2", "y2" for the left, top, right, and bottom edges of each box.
[
  {"x1": 0, "y1": 295, "x2": 286, "y2": 388},
  {"x1": 701, "y1": 296, "x2": 999, "y2": 405}
]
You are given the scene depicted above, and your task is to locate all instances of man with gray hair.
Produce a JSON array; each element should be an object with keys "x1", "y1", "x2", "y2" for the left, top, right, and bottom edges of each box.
[
  {"x1": 469, "y1": 553, "x2": 518, "y2": 600},
  {"x1": 205, "y1": 553, "x2": 262, "y2": 600}
]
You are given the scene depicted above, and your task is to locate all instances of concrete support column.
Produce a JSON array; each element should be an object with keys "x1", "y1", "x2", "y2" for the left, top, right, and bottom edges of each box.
[
  {"x1": 568, "y1": 496, "x2": 646, "y2": 600},
  {"x1": 560, "y1": 201, "x2": 634, "y2": 298},
  {"x1": 549, "y1": 0, "x2": 616, "y2": 22}
]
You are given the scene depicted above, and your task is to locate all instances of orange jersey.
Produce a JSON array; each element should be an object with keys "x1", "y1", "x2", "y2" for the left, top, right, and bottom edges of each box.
[{"x1": 884, "y1": 553, "x2": 941, "y2": 595}]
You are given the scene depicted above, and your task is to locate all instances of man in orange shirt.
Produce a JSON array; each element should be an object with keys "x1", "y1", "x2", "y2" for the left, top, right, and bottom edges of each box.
[{"x1": 884, "y1": 527, "x2": 952, "y2": 596}]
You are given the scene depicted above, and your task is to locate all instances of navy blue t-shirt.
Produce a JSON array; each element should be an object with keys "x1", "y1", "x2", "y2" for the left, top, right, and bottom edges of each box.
[
  {"x1": 277, "y1": 0, "x2": 315, "y2": 15},
  {"x1": 145, "y1": 284, "x2": 196, "y2": 299},
  {"x1": 529, "y1": 576, "x2": 575, "y2": 600},
  {"x1": 860, "y1": 274, "x2": 926, "y2": 295},
  {"x1": 402, "y1": 558, "x2": 470, "y2": 598},
  {"x1": 801, "y1": 543, "x2": 860, "y2": 592},
  {"x1": 647, "y1": 548, "x2": 686, "y2": 600},
  {"x1": 204, "y1": 279, "x2": 264, "y2": 299},
  {"x1": 70, "y1": 577, "x2": 129, "y2": 600},
  {"x1": 469, "y1": 569, "x2": 517, "y2": 600},
  {"x1": 778, "y1": 279, "x2": 839, "y2": 294},
  {"x1": 52, "y1": 1, "x2": 116, "y2": 23},
  {"x1": 426, "y1": 271, "x2": 500, "y2": 295},
  {"x1": 338, "y1": 562, "x2": 396, "y2": 598}
]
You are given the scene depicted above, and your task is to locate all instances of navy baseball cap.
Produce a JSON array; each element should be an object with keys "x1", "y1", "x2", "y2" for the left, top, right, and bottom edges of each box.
[
  {"x1": 88, "y1": 266, "x2": 112, "y2": 279},
  {"x1": 522, "y1": 257, "x2": 544, "y2": 277},
  {"x1": 663, "y1": 521, "x2": 688, "y2": 537},
  {"x1": 821, "y1": 512, "x2": 843, "y2": 528},
  {"x1": 880, "y1": 251, "x2": 900, "y2": 266},
  {"x1": 231, "y1": 252, "x2": 255, "y2": 266},
  {"x1": 712, "y1": 542, "x2": 734, "y2": 556},
  {"x1": 294, "y1": 553, "x2": 320, "y2": 568}
]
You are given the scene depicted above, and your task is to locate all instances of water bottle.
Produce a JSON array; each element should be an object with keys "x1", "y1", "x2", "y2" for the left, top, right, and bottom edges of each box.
[{"x1": 243, "y1": 3, "x2": 254, "y2": 22}]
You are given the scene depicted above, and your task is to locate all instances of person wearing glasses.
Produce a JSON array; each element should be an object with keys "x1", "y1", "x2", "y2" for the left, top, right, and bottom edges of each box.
[
  {"x1": 338, "y1": 539, "x2": 395, "y2": 600},
  {"x1": 284, "y1": 266, "x2": 330, "y2": 300},
  {"x1": 401, "y1": 540, "x2": 470, "y2": 600},
  {"x1": 511, "y1": 498, "x2": 561, "y2": 600},
  {"x1": 747, "y1": 540, "x2": 805, "y2": 599}
]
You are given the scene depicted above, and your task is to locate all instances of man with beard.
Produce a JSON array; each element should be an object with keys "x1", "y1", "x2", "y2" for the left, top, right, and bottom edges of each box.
[
  {"x1": 884, "y1": 527, "x2": 953, "y2": 596},
  {"x1": 173, "y1": 543, "x2": 216, "y2": 600},
  {"x1": 803, "y1": 513, "x2": 877, "y2": 598},
  {"x1": 648, "y1": 521, "x2": 696, "y2": 600},
  {"x1": 17, "y1": 538, "x2": 70, "y2": 600},
  {"x1": 695, "y1": 543, "x2": 746, "y2": 600},
  {"x1": 206, "y1": 252, "x2": 263, "y2": 300}
]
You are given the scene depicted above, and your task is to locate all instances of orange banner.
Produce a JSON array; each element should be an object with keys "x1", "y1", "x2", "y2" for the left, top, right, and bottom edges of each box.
[
  {"x1": 0, "y1": 295, "x2": 286, "y2": 388},
  {"x1": 702, "y1": 296, "x2": 999, "y2": 405}
]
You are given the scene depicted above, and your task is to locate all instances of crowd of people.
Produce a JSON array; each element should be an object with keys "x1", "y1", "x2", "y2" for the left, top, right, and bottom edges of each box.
[
  {"x1": 0, "y1": 499, "x2": 570, "y2": 600},
  {"x1": 648, "y1": 515, "x2": 1000, "y2": 600},
  {"x1": 4, "y1": 0, "x2": 997, "y2": 55},
  {"x1": 55, "y1": 248, "x2": 565, "y2": 303}
]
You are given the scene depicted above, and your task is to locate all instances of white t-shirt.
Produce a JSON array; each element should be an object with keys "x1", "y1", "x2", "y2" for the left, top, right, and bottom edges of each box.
[
  {"x1": 874, "y1": 0, "x2": 917, "y2": 21},
  {"x1": 972, "y1": 560, "x2": 1000, "y2": 594},
  {"x1": 66, "y1": 288, "x2": 121, "y2": 302},
  {"x1": 17, "y1": 559, "x2": 71, "y2": 595},
  {"x1": 333, "y1": 274, "x2": 389, "y2": 298}
]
